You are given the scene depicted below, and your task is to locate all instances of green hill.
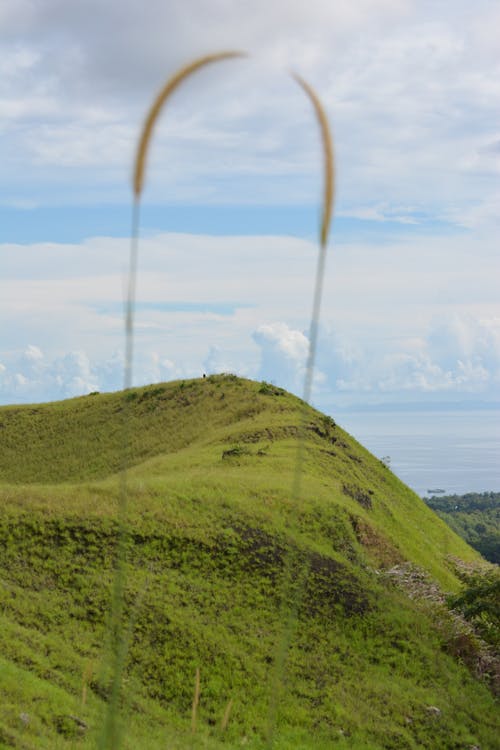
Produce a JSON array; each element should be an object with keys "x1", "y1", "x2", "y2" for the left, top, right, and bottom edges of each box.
[{"x1": 0, "y1": 375, "x2": 498, "y2": 749}]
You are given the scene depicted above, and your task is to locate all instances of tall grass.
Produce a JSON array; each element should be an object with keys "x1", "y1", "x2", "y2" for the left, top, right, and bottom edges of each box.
[
  {"x1": 101, "y1": 51, "x2": 335, "y2": 749},
  {"x1": 191, "y1": 667, "x2": 201, "y2": 734}
]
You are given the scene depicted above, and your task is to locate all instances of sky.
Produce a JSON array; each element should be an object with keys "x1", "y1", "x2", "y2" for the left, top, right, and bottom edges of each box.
[{"x1": 1, "y1": 0, "x2": 499, "y2": 413}]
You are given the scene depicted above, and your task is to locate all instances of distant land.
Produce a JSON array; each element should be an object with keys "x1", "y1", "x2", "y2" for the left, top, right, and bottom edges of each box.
[
  {"x1": 425, "y1": 492, "x2": 500, "y2": 565},
  {"x1": 333, "y1": 400, "x2": 500, "y2": 413}
]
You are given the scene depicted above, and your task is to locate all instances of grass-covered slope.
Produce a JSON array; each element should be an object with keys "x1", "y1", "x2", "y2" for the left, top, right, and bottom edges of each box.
[{"x1": 0, "y1": 375, "x2": 498, "y2": 749}]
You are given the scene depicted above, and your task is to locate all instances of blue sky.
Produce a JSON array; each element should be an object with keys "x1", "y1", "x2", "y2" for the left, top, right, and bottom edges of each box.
[{"x1": 1, "y1": 0, "x2": 499, "y2": 411}]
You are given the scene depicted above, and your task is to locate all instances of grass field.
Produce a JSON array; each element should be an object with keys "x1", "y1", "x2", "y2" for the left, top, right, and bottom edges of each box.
[{"x1": 0, "y1": 375, "x2": 498, "y2": 748}]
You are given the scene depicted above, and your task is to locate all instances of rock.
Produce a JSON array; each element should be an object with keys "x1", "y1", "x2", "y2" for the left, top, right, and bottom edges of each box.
[
  {"x1": 54, "y1": 715, "x2": 88, "y2": 737},
  {"x1": 426, "y1": 705, "x2": 442, "y2": 717},
  {"x1": 68, "y1": 715, "x2": 87, "y2": 730}
]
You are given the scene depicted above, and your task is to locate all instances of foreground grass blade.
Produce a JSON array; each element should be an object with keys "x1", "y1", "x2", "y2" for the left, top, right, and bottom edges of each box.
[
  {"x1": 101, "y1": 52, "x2": 246, "y2": 750},
  {"x1": 265, "y1": 73, "x2": 335, "y2": 748},
  {"x1": 103, "y1": 51, "x2": 335, "y2": 749},
  {"x1": 133, "y1": 51, "x2": 247, "y2": 199}
]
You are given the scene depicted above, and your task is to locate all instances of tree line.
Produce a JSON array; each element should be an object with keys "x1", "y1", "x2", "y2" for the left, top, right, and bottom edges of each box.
[{"x1": 425, "y1": 492, "x2": 500, "y2": 565}]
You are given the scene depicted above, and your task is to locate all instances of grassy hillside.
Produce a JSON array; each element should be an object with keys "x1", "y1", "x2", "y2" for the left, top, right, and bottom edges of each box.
[{"x1": 0, "y1": 375, "x2": 498, "y2": 749}]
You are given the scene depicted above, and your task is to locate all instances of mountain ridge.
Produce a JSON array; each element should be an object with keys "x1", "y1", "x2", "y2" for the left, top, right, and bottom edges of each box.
[{"x1": 0, "y1": 374, "x2": 497, "y2": 749}]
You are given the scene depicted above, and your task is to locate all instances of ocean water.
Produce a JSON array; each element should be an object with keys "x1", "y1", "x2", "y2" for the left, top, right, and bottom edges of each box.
[{"x1": 336, "y1": 410, "x2": 500, "y2": 498}]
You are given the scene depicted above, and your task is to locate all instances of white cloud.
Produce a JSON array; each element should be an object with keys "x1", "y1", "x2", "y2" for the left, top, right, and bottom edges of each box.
[
  {"x1": 426, "y1": 314, "x2": 500, "y2": 373},
  {"x1": 253, "y1": 322, "x2": 310, "y2": 392},
  {"x1": 1, "y1": 225, "x2": 500, "y2": 407},
  {"x1": 317, "y1": 314, "x2": 500, "y2": 402},
  {"x1": 53, "y1": 350, "x2": 98, "y2": 397},
  {"x1": 1, "y1": 0, "x2": 499, "y2": 221},
  {"x1": 22, "y1": 344, "x2": 43, "y2": 364},
  {"x1": 0, "y1": 346, "x2": 182, "y2": 403},
  {"x1": 0, "y1": 346, "x2": 97, "y2": 402},
  {"x1": 2, "y1": 309, "x2": 500, "y2": 407},
  {"x1": 203, "y1": 346, "x2": 250, "y2": 377},
  {"x1": 2, "y1": 1, "x2": 499, "y2": 418}
]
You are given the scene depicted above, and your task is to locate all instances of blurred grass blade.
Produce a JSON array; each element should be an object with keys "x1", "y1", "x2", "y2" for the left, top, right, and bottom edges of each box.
[
  {"x1": 191, "y1": 666, "x2": 201, "y2": 733},
  {"x1": 134, "y1": 51, "x2": 247, "y2": 199},
  {"x1": 265, "y1": 72, "x2": 335, "y2": 748},
  {"x1": 102, "y1": 53, "x2": 246, "y2": 750},
  {"x1": 291, "y1": 72, "x2": 334, "y2": 252},
  {"x1": 108, "y1": 52, "x2": 335, "y2": 750}
]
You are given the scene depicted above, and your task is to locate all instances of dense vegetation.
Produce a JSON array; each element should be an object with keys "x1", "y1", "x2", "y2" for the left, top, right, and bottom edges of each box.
[
  {"x1": 449, "y1": 565, "x2": 500, "y2": 649},
  {"x1": 0, "y1": 375, "x2": 498, "y2": 749},
  {"x1": 425, "y1": 492, "x2": 500, "y2": 564}
]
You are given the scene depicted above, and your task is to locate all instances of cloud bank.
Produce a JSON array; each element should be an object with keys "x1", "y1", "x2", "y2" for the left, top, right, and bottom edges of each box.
[
  {"x1": 2, "y1": 312, "x2": 499, "y2": 408},
  {"x1": 1, "y1": 0, "x2": 499, "y2": 227},
  {"x1": 1, "y1": 228, "x2": 499, "y2": 408}
]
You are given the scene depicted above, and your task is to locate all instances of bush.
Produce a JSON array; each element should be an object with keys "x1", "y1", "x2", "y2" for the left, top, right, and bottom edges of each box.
[
  {"x1": 258, "y1": 381, "x2": 285, "y2": 396},
  {"x1": 221, "y1": 445, "x2": 251, "y2": 460},
  {"x1": 448, "y1": 567, "x2": 500, "y2": 648}
]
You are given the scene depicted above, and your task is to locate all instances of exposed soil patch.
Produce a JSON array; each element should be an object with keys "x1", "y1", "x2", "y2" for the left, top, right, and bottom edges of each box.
[
  {"x1": 231, "y1": 524, "x2": 285, "y2": 576},
  {"x1": 221, "y1": 445, "x2": 252, "y2": 460},
  {"x1": 303, "y1": 550, "x2": 370, "y2": 618},
  {"x1": 342, "y1": 484, "x2": 373, "y2": 510},
  {"x1": 350, "y1": 517, "x2": 404, "y2": 568},
  {"x1": 223, "y1": 425, "x2": 300, "y2": 444},
  {"x1": 224, "y1": 421, "x2": 346, "y2": 447},
  {"x1": 232, "y1": 523, "x2": 370, "y2": 618}
]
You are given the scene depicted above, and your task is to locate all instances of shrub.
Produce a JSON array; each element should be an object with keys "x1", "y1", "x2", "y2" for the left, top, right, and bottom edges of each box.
[
  {"x1": 448, "y1": 567, "x2": 500, "y2": 648},
  {"x1": 258, "y1": 381, "x2": 285, "y2": 396}
]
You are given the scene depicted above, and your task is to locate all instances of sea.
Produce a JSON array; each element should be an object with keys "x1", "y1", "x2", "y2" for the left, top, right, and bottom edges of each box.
[{"x1": 336, "y1": 409, "x2": 500, "y2": 499}]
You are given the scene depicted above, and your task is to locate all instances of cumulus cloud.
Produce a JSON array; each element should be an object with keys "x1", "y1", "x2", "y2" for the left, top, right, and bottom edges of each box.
[
  {"x1": 133, "y1": 352, "x2": 185, "y2": 387},
  {"x1": 1, "y1": 311, "x2": 500, "y2": 407},
  {"x1": 427, "y1": 314, "x2": 500, "y2": 374},
  {"x1": 0, "y1": 347, "x2": 96, "y2": 403},
  {"x1": 203, "y1": 346, "x2": 251, "y2": 378},
  {"x1": 1, "y1": 227, "x2": 500, "y2": 408},
  {"x1": 253, "y1": 322, "x2": 310, "y2": 392},
  {"x1": 0, "y1": 346, "x2": 185, "y2": 404},
  {"x1": 316, "y1": 314, "x2": 500, "y2": 403},
  {"x1": 53, "y1": 351, "x2": 98, "y2": 397}
]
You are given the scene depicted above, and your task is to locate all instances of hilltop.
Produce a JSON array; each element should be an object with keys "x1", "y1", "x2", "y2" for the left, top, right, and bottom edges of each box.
[{"x1": 0, "y1": 374, "x2": 498, "y2": 749}]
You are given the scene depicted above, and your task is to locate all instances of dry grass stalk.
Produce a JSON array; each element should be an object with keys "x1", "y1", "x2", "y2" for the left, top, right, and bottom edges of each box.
[
  {"x1": 191, "y1": 667, "x2": 201, "y2": 733},
  {"x1": 291, "y1": 73, "x2": 334, "y2": 248},
  {"x1": 125, "y1": 51, "x2": 335, "y2": 750},
  {"x1": 264, "y1": 76, "x2": 334, "y2": 749},
  {"x1": 220, "y1": 698, "x2": 233, "y2": 731},
  {"x1": 81, "y1": 660, "x2": 93, "y2": 708},
  {"x1": 134, "y1": 51, "x2": 246, "y2": 199}
]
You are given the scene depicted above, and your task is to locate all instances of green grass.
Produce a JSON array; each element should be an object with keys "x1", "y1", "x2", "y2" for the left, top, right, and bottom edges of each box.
[{"x1": 0, "y1": 375, "x2": 498, "y2": 748}]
